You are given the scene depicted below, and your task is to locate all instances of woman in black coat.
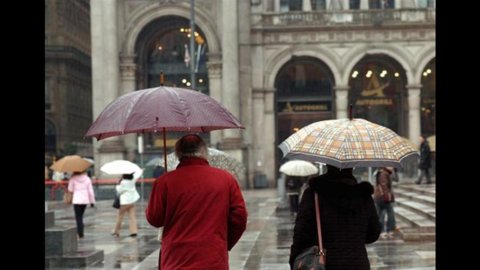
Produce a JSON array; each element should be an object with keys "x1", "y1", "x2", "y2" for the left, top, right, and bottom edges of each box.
[{"x1": 289, "y1": 165, "x2": 381, "y2": 270}]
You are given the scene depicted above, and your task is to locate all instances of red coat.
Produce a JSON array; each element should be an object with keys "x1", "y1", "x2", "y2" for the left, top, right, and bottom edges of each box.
[{"x1": 146, "y1": 157, "x2": 247, "y2": 270}]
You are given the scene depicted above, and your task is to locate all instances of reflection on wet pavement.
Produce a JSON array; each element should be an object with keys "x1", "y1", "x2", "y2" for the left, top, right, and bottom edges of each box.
[{"x1": 46, "y1": 188, "x2": 435, "y2": 269}]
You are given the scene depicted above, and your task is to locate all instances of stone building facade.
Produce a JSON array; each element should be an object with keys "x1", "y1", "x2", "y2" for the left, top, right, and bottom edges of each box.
[
  {"x1": 45, "y1": 0, "x2": 92, "y2": 162},
  {"x1": 90, "y1": 0, "x2": 435, "y2": 187}
]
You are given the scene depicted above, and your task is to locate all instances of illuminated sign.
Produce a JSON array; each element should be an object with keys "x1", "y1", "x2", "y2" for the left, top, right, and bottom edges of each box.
[{"x1": 279, "y1": 101, "x2": 331, "y2": 112}]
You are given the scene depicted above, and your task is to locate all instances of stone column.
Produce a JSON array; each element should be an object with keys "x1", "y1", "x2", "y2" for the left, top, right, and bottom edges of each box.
[
  {"x1": 252, "y1": 88, "x2": 265, "y2": 188},
  {"x1": 206, "y1": 53, "x2": 223, "y2": 147},
  {"x1": 334, "y1": 86, "x2": 350, "y2": 118},
  {"x1": 221, "y1": 0, "x2": 241, "y2": 142},
  {"x1": 303, "y1": 0, "x2": 312, "y2": 11},
  {"x1": 91, "y1": 0, "x2": 124, "y2": 177},
  {"x1": 263, "y1": 88, "x2": 276, "y2": 187},
  {"x1": 120, "y1": 55, "x2": 137, "y2": 161},
  {"x1": 407, "y1": 84, "x2": 422, "y2": 146},
  {"x1": 360, "y1": 0, "x2": 369, "y2": 9}
]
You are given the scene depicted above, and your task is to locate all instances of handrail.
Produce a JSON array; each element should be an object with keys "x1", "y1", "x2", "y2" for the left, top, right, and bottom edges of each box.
[{"x1": 45, "y1": 178, "x2": 157, "y2": 186}]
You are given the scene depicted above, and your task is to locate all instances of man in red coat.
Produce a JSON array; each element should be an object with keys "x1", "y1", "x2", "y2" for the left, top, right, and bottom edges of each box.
[{"x1": 146, "y1": 134, "x2": 248, "y2": 269}]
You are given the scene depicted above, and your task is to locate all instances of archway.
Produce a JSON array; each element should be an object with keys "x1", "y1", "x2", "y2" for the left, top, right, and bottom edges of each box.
[
  {"x1": 274, "y1": 56, "x2": 335, "y2": 169},
  {"x1": 134, "y1": 16, "x2": 210, "y2": 154},
  {"x1": 420, "y1": 58, "x2": 435, "y2": 137},
  {"x1": 348, "y1": 54, "x2": 408, "y2": 135}
]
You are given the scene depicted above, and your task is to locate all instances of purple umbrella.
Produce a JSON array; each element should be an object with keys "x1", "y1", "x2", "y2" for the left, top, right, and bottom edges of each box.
[{"x1": 85, "y1": 86, "x2": 244, "y2": 171}]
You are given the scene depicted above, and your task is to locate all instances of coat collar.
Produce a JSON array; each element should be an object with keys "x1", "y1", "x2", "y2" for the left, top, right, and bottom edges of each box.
[{"x1": 176, "y1": 156, "x2": 210, "y2": 169}]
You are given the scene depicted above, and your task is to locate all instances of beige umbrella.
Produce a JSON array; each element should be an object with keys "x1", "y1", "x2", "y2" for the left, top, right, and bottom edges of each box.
[
  {"x1": 400, "y1": 136, "x2": 418, "y2": 150},
  {"x1": 279, "y1": 118, "x2": 419, "y2": 169},
  {"x1": 50, "y1": 155, "x2": 93, "y2": 173},
  {"x1": 427, "y1": 135, "x2": 435, "y2": 152}
]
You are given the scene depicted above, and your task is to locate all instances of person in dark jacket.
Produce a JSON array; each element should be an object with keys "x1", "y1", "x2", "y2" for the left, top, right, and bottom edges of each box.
[
  {"x1": 289, "y1": 165, "x2": 381, "y2": 270},
  {"x1": 416, "y1": 135, "x2": 432, "y2": 184}
]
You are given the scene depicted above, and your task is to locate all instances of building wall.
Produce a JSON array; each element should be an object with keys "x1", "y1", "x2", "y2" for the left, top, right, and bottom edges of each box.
[
  {"x1": 45, "y1": 0, "x2": 92, "y2": 160},
  {"x1": 90, "y1": 0, "x2": 434, "y2": 186}
]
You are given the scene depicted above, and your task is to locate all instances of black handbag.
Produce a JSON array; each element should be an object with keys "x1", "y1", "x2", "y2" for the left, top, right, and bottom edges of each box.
[
  {"x1": 112, "y1": 195, "x2": 120, "y2": 209},
  {"x1": 293, "y1": 192, "x2": 326, "y2": 270}
]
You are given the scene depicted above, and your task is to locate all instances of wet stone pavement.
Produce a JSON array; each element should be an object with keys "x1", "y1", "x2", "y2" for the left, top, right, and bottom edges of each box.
[{"x1": 46, "y1": 188, "x2": 435, "y2": 269}]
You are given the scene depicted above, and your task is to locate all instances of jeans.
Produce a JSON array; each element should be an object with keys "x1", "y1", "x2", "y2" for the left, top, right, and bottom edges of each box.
[{"x1": 376, "y1": 201, "x2": 396, "y2": 232}]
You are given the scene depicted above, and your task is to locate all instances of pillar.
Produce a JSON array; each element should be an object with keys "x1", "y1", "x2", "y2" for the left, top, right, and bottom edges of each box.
[
  {"x1": 264, "y1": 88, "x2": 276, "y2": 186},
  {"x1": 91, "y1": 0, "x2": 124, "y2": 177},
  {"x1": 360, "y1": 0, "x2": 369, "y2": 9},
  {"x1": 120, "y1": 55, "x2": 137, "y2": 161},
  {"x1": 252, "y1": 88, "x2": 265, "y2": 188},
  {"x1": 334, "y1": 86, "x2": 350, "y2": 118},
  {"x1": 407, "y1": 84, "x2": 422, "y2": 146},
  {"x1": 221, "y1": 0, "x2": 241, "y2": 142},
  {"x1": 206, "y1": 53, "x2": 223, "y2": 147}
]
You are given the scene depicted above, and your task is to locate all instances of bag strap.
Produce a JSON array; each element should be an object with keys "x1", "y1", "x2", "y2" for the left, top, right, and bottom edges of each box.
[{"x1": 314, "y1": 192, "x2": 326, "y2": 264}]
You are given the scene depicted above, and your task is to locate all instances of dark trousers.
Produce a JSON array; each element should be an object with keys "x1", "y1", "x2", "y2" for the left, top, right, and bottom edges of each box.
[
  {"x1": 288, "y1": 194, "x2": 299, "y2": 213},
  {"x1": 417, "y1": 168, "x2": 431, "y2": 184},
  {"x1": 73, "y1": 204, "x2": 87, "y2": 237}
]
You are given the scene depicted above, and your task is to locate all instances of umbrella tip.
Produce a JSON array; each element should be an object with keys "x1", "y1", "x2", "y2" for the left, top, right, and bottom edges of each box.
[
  {"x1": 160, "y1": 72, "x2": 164, "y2": 86},
  {"x1": 349, "y1": 104, "x2": 353, "y2": 120}
]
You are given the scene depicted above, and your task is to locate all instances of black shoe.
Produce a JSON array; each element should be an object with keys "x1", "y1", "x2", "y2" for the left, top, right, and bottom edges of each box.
[
  {"x1": 129, "y1": 233, "x2": 138, "y2": 237},
  {"x1": 415, "y1": 181, "x2": 420, "y2": 185}
]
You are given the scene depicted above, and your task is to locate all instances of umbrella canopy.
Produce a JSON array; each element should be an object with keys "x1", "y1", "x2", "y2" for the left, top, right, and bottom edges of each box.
[
  {"x1": 279, "y1": 160, "x2": 319, "y2": 176},
  {"x1": 100, "y1": 160, "x2": 142, "y2": 175},
  {"x1": 50, "y1": 155, "x2": 93, "y2": 173},
  {"x1": 278, "y1": 118, "x2": 419, "y2": 169},
  {"x1": 147, "y1": 148, "x2": 246, "y2": 180},
  {"x1": 427, "y1": 135, "x2": 435, "y2": 152},
  {"x1": 85, "y1": 86, "x2": 244, "y2": 140}
]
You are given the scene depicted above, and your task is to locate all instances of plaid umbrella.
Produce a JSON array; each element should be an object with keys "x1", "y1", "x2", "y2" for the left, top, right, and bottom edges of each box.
[{"x1": 278, "y1": 118, "x2": 419, "y2": 169}]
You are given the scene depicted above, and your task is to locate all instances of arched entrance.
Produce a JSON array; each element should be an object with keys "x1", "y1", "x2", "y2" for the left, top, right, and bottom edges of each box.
[
  {"x1": 348, "y1": 54, "x2": 408, "y2": 135},
  {"x1": 275, "y1": 56, "x2": 335, "y2": 167},
  {"x1": 420, "y1": 58, "x2": 435, "y2": 136},
  {"x1": 134, "y1": 16, "x2": 210, "y2": 154}
]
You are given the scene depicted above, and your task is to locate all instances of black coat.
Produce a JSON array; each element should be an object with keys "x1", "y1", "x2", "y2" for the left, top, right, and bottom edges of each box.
[
  {"x1": 289, "y1": 173, "x2": 381, "y2": 270},
  {"x1": 419, "y1": 141, "x2": 431, "y2": 169}
]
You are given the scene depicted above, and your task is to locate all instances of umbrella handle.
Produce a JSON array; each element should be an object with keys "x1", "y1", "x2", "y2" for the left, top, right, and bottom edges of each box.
[{"x1": 163, "y1": 127, "x2": 168, "y2": 173}]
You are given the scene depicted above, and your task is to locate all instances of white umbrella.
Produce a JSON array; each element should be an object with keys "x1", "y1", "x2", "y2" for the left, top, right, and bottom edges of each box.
[
  {"x1": 279, "y1": 160, "x2": 319, "y2": 177},
  {"x1": 100, "y1": 160, "x2": 142, "y2": 175}
]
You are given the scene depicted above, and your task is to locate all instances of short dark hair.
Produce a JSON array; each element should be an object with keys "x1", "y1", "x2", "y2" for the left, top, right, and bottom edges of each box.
[
  {"x1": 122, "y1": 173, "x2": 134, "y2": 180},
  {"x1": 175, "y1": 134, "x2": 207, "y2": 159}
]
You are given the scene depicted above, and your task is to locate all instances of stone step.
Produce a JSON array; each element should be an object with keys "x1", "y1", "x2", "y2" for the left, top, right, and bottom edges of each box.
[
  {"x1": 45, "y1": 225, "x2": 78, "y2": 256},
  {"x1": 396, "y1": 184, "x2": 436, "y2": 197},
  {"x1": 394, "y1": 189, "x2": 435, "y2": 208},
  {"x1": 394, "y1": 198, "x2": 435, "y2": 221},
  {"x1": 398, "y1": 227, "x2": 436, "y2": 242},
  {"x1": 45, "y1": 249, "x2": 104, "y2": 268},
  {"x1": 45, "y1": 211, "x2": 55, "y2": 228},
  {"x1": 394, "y1": 206, "x2": 435, "y2": 232}
]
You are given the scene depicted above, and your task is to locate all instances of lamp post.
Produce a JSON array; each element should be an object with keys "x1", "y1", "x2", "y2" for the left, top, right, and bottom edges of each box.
[
  {"x1": 190, "y1": 0, "x2": 196, "y2": 90},
  {"x1": 137, "y1": 135, "x2": 144, "y2": 202}
]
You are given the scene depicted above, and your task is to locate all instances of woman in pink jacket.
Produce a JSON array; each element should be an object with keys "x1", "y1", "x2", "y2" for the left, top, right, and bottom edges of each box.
[{"x1": 68, "y1": 171, "x2": 96, "y2": 239}]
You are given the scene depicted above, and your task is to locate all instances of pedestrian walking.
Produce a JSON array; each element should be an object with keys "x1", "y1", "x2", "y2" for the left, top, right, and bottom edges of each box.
[
  {"x1": 67, "y1": 170, "x2": 96, "y2": 239},
  {"x1": 289, "y1": 164, "x2": 381, "y2": 270},
  {"x1": 146, "y1": 134, "x2": 248, "y2": 270},
  {"x1": 111, "y1": 170, "x2": 142, "y2": 238},
  {"x1": 286, "y1": 175, "x2": 303, "y2": 213},
  {"x1": 373, "y1": 167, "x2": 397, "y2": 239},
  {"x1": 152, "y1": 165, "x2": 165, "y2": 178},
  {"x1": 416, "y1": 135, "x2": 432, "y2": 184}
]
